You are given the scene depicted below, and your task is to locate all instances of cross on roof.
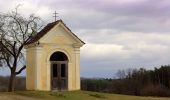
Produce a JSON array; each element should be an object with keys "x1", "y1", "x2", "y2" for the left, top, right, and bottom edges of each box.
[{"x1": 53, "y1": 11, "x2": 58, "y2": 21}]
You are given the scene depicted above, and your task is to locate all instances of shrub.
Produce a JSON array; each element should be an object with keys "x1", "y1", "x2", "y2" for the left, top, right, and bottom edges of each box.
[
  {"x1": 140, "y1": 84, "x2": 170, "y2": 97},
  {"x1": 0, "y1": 76, "x2": 26, "y2": 91},
  {"x1": 89, "y1": 93, "x2": 106, "y2": 99}
]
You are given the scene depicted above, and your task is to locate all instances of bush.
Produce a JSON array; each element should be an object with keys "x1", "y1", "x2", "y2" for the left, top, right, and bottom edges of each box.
[
  {"x1": 0, "y1": 76, "x2": 26, "y2": 91},
  {"x1": 81, "y1": 78, "x2": 112, "y2": 92},
  {"x1": 89, "y1": 93, "x2": 106, "y2": 99},
  {"x1": 15, "y1": 77, "x2": 26, "y2": 90},
  {"x1": 140, "y1": 84, "x2": 170, "y2": 97}
]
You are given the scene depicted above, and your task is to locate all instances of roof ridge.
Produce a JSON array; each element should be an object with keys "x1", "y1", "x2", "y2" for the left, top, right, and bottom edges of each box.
[{"x1": 25, "y1": 19, "x2": 85, "y2": 45}]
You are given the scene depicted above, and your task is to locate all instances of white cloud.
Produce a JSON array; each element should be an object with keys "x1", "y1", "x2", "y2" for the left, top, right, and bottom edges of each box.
[
  {"x1": 80, "y1": 32, "x2": 170, "y2": 77},
  {"x1": 81, "y1": 43, "x2": 130, "y2": 59}
]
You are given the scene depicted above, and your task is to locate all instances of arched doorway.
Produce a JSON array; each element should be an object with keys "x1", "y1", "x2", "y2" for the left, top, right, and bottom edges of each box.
[{"x1": 50, "y1": 51, "x2": 68, "y2": 90}]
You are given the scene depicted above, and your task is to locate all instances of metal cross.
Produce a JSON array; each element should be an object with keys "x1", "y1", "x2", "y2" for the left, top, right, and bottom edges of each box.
[{"x1": 53, "y1": 11, "x2": 58, "y2": 21}]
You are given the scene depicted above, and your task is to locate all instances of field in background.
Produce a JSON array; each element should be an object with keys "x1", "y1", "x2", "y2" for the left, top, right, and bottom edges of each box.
[{"x1": 0, "y1": 91, "x2": 169, "y2": 100}]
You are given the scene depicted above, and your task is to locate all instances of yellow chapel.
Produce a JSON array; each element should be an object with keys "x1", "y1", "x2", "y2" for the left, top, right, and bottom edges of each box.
[{"x1": 24, "y1": 20, "x2": 85, "y2": 91}]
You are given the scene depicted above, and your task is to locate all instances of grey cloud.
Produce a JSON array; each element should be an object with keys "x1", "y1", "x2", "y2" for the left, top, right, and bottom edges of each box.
[
  {"x1": 18, "y1": 0, "x2": 170, "y2": 33},
  {"x1": 79, "y1": 32, "x2": 170, "y2": 77},
  {"x1": 80, "y1": 44, "x2": 170, "y2": 78}
]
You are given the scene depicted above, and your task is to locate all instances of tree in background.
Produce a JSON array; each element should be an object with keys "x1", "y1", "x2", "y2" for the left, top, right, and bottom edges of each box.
[
  {"x1": 81, "y1": 65, "x2": 170, "y2": 97},
  {"x1": 0, "y1": 7, "x2": 42, "y2": 92}
]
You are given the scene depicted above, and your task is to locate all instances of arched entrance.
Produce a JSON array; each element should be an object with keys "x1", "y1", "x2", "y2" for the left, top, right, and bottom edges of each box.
[{"x1": 50, "y1": 51, "x2": 68, "y2": 90}]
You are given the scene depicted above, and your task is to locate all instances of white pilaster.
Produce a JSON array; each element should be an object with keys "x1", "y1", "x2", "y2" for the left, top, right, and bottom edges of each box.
[
  {"x1": 46, "y1": 61, "x2": 51, "y2": 91},
  {"x1": 25, "y1": 48, "x2": 30, "y2": 90},
  {"x1": 74, "y1": 47, "x2": 80, "y2": 89},
  {"x1": 35, "y1": 46, "x2": 43, "y2": 90},
  {"x1": 68, "y1": 62, "x2": 72, "y2": 90}
]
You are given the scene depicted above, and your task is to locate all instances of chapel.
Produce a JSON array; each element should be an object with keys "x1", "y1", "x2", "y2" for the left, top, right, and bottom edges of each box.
[{"x1": 24, "y1": 20, "x2": 85, "y2": 91}]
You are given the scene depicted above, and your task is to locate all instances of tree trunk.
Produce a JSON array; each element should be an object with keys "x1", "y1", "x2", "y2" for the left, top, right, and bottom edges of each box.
[{"x1": 8, "y1": 72, "x2": 16, "y2": 92}]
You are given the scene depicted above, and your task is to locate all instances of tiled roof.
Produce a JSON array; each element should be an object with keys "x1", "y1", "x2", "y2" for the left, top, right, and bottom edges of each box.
[{"x1": 25, "y1": 20, "x2": 85, "y2": 45}]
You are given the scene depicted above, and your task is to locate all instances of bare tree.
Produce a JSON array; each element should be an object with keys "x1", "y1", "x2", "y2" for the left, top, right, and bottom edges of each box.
[
  {"x1": 0, "y1": 7, "x2": 42, "y2": 92},
  {"x1": 116, "y1": 70, "x2": 126, "y2": 79}
]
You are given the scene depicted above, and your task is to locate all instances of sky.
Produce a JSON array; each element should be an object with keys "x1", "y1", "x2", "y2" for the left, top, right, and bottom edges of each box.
[{"x1": 0, "y1": 0, "x2": 170, "y2": 78}]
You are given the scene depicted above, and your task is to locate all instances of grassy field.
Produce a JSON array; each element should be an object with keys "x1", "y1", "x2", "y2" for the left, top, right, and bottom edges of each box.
[{"x1": 0, "y1": 91, "x2": 169, "y2": 100}]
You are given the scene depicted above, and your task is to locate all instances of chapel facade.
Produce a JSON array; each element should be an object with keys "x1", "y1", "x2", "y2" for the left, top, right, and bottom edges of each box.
[{"x1": 24, "y1": 20, "x2": 85, "y2": 91}]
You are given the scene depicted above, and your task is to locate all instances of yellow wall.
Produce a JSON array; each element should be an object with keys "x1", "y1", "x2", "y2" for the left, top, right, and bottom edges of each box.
[
  {"x1": 26, "y1": 48, "x2": 36, "y2": 89},
  {"x1": 25, "y1": 23, "x2": 83, "y2": 91}
]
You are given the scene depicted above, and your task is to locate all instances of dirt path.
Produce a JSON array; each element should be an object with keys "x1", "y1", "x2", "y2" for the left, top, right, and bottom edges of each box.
[{"x1": 0, "y1": 94, "x2": 40, "y2": 100}]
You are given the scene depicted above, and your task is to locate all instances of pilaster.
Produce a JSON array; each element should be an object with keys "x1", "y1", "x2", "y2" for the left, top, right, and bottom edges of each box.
[
  {"x1": 74, "y1": 46, "x2": 80, "y2": 90},
  {"x1": 34, "y1": 46, "x2": 43, "y2": 90}
]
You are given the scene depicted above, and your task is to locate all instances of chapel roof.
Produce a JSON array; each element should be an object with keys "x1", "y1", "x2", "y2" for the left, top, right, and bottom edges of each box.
[{"x1": 25, "y1": 20, "x2": 85, "y2": 45}]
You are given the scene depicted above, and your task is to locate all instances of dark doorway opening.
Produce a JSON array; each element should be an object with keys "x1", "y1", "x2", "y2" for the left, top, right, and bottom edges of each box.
[{"x1": 50, "y1": 52, "x2": 68, "y2": 91}]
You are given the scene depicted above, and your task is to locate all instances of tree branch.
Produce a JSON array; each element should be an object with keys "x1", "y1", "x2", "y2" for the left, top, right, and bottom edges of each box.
[
  {"x1": 15, "y1": 65, "x2": 26, "y2": 75},
  {"x1": 12, "y1": 41, "x2": 17, "y2": 57},
  {"x1": 12, "y1": 28, "x2": 22, "y2": 43},
  {"x1": 4, "y1": 57, "x2": 12, "y2": 69},
  {"x1": 0, "y1": 41, "x2": 15, "y2": 56}
]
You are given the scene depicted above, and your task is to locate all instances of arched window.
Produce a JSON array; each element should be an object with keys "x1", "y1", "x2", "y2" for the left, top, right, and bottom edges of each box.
[{"x1": 50, "y1": 51, "x2": 68, "y2": 61}]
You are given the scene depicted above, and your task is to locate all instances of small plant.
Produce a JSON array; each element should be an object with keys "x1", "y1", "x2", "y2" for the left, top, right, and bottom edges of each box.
[
  {"x1": 50, "y1": 92, "x2": 66, "y2": 98},
  {"x1": 89, "y1": 93, "x2": 106, "y2": 99}
]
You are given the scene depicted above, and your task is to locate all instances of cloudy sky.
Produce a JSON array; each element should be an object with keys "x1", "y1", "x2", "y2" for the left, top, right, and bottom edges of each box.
[{"x1": 0, "y1": 0, "x2": 170, "y2": 78}]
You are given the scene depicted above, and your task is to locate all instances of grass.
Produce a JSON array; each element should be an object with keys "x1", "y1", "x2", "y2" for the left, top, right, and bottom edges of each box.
[{"x1": 0, "y1": 90, "x2": 169, "y2": 100}]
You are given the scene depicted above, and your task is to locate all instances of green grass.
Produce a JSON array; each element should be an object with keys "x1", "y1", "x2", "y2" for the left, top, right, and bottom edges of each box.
[{"x1": 0, "y1": 91, "x2": 169, "y2": 100}]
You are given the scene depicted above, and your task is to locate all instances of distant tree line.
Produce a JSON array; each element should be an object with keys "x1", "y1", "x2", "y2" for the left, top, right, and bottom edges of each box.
[
  {"x1": 0, "y1": 76, "x2": 25, "y2": 91},
  {"x1": 0, "y1": 65, "x2": 170, "y2": 97},
  {"x1": 81, "y1": 65, "x2": 170, "y2": 97}
]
